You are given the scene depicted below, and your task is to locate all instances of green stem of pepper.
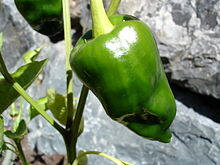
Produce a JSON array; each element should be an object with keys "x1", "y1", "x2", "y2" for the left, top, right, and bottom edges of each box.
[
  {"x1": 62, "y1": 0, "x2": 89, "y2": 164},
  {"x1": 107, "y1": 0, "x2": 121, "y2": 17},
  {"x1": 62, "y1": 0, "x2": 74, "y2": 132},
  {"x1": 61, "y1": 0, "x2": 77, "y2": 163},
  {"x1": 90, "y1": 0, "x2": 114, "y2": 37},
  {"x1": 73, "y1": 151, "x2": 132, "y2": 165},
  {"x1": 64, "y1": 85, "x2": 89, "y2": 164},
  {"x1": 0, "y1": 52, "x2": 64, "y2": 134},
  {"x1": 14, "y1": 139, "x2": 29, "y2": 165}
]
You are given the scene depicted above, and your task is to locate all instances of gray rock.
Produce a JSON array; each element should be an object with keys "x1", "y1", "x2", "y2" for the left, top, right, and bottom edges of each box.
[
  {"x1": 1, "y1": 0, "x2": 220, "y2": 165},
  {"x1": 0, "y1": 0, "x2": 49, "y2": 70},
  {"x1": 117, "y1": 0, "x2": 220, "y2": 99}
]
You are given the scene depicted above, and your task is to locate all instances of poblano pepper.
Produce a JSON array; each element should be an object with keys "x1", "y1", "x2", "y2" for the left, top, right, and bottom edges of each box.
[
  {"x1": 14, "y1": 0, "x2": 63, "y2": 37},
  {"x1": 70, "y1": 14, "x2": 176, "y2": 143}
]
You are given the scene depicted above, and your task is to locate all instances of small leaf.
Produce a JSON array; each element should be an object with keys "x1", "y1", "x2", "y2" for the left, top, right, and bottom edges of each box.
[
  {"x1": 12, "y1": 99, "x2": 24, "y2": 132},
  {"x1": 4, "y1": 120, "x2": 27, "y2": 139},
  {"x1": 77, "y1": 117, "x2": 84, "y2": 137},
  {"x1": 47, "y1": 89, "x2": 67, "y2": 125},
  {"x1": 78, "y1": 151, "x2": 88, "y2": 165},
  {"x1": 4, "y1": 130, "x2": 16, "y2": 139},
  {"x1": 15, "y1": 120, "x2": 27, "y2": 137},
  {"x1": 0, "y1": 33, "x2": 3, "y2": 52},
  {"x1": 11, "y1": 104, "x2": 21, "y2": 132},
  {"x1": 0, "y1": 59, "x2": 48, "y2": 114},
  {"x1": 10, "y1": 103, "x2": 19, "y2": 118},
  {"x1": 47, "y1": 89, "x2": 84, "y2": 134},
  {"x1": 0, "y1": 116, "x2": 4, "y2": 152},
  {"x1": 29, "y1": 96, "x2": 48, "y2": 120},
  {"x1": 23, "y1": 46, "x2": 43, "y2": 63},
  {"x1": 1, "y1": 143, "x2": 9, "y2": 151}
]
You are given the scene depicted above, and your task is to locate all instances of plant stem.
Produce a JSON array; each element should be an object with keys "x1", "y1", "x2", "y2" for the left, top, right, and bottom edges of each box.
[
  {"x1": 14, "y1": 139, "x2": 29, "y2": 165},
  {"x1": 72, "y1": 85, "x2": 89, "y2": 141},
  {"x1": 0, "y1": 53, "x2": 64, "y2": 134},
  {"x1": 61, "y1": 0, "x2": 80, "y2": 164},
  {"x1": 14, "y1": 82, "x2": 64, "y2": 133},
  {"x1": 73, "y1": 151, "x2": 132, "y2": 165},
  {"x1": 90, "y1": 0, "x2": 114, "y2": 37},
  {"x1": 107, "y1": 0, "x2": 121, "y2": 17},
  {"x1": 0, "y1": 52, "x2": 14, "y2": 83},
  {"x1": 62, "y1": 0, "x2": 74, "y2": 131},
  {"x1": 64, "y1": 85, "x2": 89, "y2": 164}
]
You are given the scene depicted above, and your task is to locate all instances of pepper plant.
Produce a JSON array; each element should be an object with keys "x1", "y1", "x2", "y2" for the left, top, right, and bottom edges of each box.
[{"x1": 0, "y1": 0, "x2": 176, "y2": 164}]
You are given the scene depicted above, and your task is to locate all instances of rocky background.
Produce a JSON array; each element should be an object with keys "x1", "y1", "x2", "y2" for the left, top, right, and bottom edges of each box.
[{"x1": 0, "y1": 0, "x2": 220, "y2": 165}]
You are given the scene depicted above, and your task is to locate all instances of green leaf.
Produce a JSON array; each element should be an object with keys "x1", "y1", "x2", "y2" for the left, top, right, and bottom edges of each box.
[
  {"x1": 1, "y1": 143, "x2": 9, "y2": 151},
  {"x1": 11, "y1": 103, "x2": 21, "y2": 132},
  {"x1": 0, "y1": 59, "x2": 48, "y2": 114},
  {"x1": 12, "y1": 98, "x2": 24, "y2": 132},
  {"x1": 4, "y1": 120, "x2": 27, "y2": 139},
  {"x1": 29, "y1": 96, "x2": 48, "y2": 120},
  {"x1": 9, "y1": 103, "x2": 19, "y2": 118},
  {"x1": 15, "y1": 120, "x2": 27, "y2": 137},
  {"x1": 76, "y1": 117, "x2": 84, "y2": 137},
  {"x1": 4, "y1": 131, "x2": 15, "y2": 139},
  {"x1": 47, "y1": 89, "x2": 83, "y2": 135},
  {"x1": 78, "y1": 151, "x2": 88, "y2": 165},
  {"x1": 47, "y1": 89, "x2": 67, "y2": 125},
  {"x1": 23, "y1": 46, "x2": 43, "y2": 63},
  {"x1": 0, "y1": 116, "x2": 4, "y2": 152},
  {"x1": 0, "y1": 33, "x2": 3, "y2": 52},
  {"x1": 46, "y1": 89, "x2": 84, "y2": 134}
]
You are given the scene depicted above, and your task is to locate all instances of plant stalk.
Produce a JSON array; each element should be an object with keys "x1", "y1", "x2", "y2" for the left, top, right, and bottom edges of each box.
[
  {"x1": 64, "y1": 85, "x2": 89, "y2": 164},
  {"x1": 62, "y1": 0, "x2": 74, "y2": 131},
  {"x1": 73, "y1": 151, "x2": 132, "y2": 165},
  {"x1": 14, "y1": 139, "x2": 29, "y2": 165},
  {"x1": 107, "y1": 0, "x2": 121, "y2": 16},
  {"x1": 61, "y1": 0, "x2": 86, "y2": 164},
  {"x1": 90, "y1": 0, "x2": 114, "y2": 37}
]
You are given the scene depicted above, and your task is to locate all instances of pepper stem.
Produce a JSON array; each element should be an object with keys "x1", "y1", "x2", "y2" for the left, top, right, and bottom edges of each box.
[
  {"x1": 107, "y1": 0, "x2": 121, "y2": 17},
  {"x1": 90, "y1": 0, "x2": 114, "y2": 38},
  {"x1": 73, "y1": 151, "x2": 132, "y2": 165},
  {"x1": 14, "y1": 139, "x2": 29, "y2": 165}
]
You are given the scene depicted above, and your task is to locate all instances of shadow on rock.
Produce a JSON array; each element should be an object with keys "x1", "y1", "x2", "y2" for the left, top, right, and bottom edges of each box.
[{"x1": 171, "y1": 84, "x2": 220, "y2": 124}]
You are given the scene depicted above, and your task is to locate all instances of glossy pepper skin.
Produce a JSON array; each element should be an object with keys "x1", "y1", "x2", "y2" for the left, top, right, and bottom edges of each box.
[
  {"x1": 14, "y1": 0, "x2": 63, "y2": 37},
  {"x1": 70, "y1": 15, "x2": 176, "y2": 143}
]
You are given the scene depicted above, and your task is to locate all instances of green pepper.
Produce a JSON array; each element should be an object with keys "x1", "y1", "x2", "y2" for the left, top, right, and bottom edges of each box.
[
  {"x1": 14, "y1": 0, "x2": 63, "y2": 38},
  {"x1": 70, "y1": 14, "x2": 176, "y2": 143}
]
